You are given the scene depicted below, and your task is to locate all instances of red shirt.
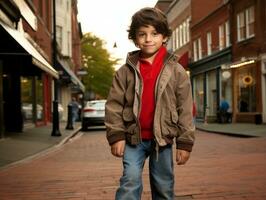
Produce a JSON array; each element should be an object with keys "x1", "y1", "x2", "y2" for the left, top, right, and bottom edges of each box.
[{"x1": 139, "y1": 46, "x2": 167, "y2": 139}]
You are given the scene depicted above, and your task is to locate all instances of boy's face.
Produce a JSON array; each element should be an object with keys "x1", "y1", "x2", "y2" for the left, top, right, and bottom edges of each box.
[{"x1": 135, "y1": 25, "x2": 167, "y2": 59}]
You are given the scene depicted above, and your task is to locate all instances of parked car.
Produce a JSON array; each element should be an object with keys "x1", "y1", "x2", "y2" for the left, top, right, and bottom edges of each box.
[
  {"x1": 82, "y1": 99, "x2": 106, "y2": 130},
  {"x1": 22, "y1": 103, "x2": 64, "y2": 121},
  {"x1": 22, "y1": 103, "x2": 43, "y2": 120}
]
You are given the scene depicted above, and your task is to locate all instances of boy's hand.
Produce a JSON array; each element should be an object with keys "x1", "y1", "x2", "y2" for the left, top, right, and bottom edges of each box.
[
  {"x1": 111, "y1": 140, "x2": 125, "y2": 157},
  {"x1": 176, "y1": 149, "x2": 190, "y2": 165}
]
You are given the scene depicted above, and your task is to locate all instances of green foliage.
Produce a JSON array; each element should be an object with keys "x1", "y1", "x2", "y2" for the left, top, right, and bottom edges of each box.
[{"x1": 81, "y1": 33, "x2": 118, "y2": 98}]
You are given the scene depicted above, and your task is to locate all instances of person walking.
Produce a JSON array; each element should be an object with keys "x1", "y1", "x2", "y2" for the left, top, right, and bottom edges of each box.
[
  {"x1": 105, "y1": 7, "x2": 195, "y2": 200},
  {"x1": 69, "y1": 97, "x2": 79, "y2": 124}
]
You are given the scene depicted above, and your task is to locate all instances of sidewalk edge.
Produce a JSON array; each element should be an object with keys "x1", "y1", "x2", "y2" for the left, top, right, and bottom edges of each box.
[
  {"x1": 196, "y1": 127, "x2": 258, "y2": 138},
  {"x1": 0, "y1": 127, "x2": 81, "y2": 172}
]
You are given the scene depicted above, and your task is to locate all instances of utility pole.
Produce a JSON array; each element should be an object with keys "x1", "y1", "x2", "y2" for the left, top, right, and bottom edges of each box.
[{"x1": 51, "y1": 0, "x2": 61, "y2": 136}]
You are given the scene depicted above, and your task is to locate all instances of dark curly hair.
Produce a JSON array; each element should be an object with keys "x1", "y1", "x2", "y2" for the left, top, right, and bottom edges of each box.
[{"x1": 128, "y1": 7, "x2": 172, "y2": 44}]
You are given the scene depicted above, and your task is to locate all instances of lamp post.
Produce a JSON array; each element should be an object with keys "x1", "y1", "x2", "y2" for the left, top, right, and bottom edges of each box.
[{"x1": 51, "y1": 0, "x2": 61, "y2": 136}]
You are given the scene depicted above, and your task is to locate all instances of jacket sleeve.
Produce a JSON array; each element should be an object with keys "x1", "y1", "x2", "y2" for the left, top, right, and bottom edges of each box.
[
  {"x1": 175, "y1": 66, "x2": 195, "y2": 152},
  {"x1": 105, "y1": 67, "x2": 127, "y2": 145}
]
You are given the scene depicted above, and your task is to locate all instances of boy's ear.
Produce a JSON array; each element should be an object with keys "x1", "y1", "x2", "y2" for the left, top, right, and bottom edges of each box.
[{"x1": 163, "y1": 37, "x2": 168, "y2": 43}]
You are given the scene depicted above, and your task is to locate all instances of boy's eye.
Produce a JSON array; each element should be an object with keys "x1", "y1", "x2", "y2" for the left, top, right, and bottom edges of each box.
[{"x1": 137, "y1": 33, "x2": 145, "y2": 37}]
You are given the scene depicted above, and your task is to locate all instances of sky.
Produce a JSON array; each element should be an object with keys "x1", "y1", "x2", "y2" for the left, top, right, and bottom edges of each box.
[{"x1": 77, "y1": 0, "x2": 158, "y2": 69}]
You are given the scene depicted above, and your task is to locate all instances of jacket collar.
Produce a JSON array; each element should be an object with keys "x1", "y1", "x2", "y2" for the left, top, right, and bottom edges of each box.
[{"x1": 126, "y1": 49, "x2": 176, "y2": 70}]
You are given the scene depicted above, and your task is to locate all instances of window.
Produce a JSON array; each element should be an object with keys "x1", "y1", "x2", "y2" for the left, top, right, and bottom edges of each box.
[
  {"x1": 193, "y1": 40, "x2": 198, "y2": 61},
  {"x1": 237, "y1": 11, "x2": 245, "y2": 41},
  {"x1": 172, "y1": 17, "x2": 190, "y2": 51},
  {"x1": 246, "y1": 6, "x2": 255, "y2": 38},
  {"x1": 237, "y1": 6, "x2": 255, "y2": 41},
  {"x1": 179, "y1": 24, "x2": 183, "y2": 47},
  {"x1": 193, "y1": 74, "x2": 204, "y2": 118},
  {"x1": 186, "y1": 18, "x2": 190, "y2": 42},
  {"x1": 193, "y1": 38, "x2": 202, "y2": 61},
  {"x1": 237, "y1": 65, "x2": 256, "y2": 112},
  {"x1": 206, "y1": 70, "x2": 217, "y2": 116},
  {"x1": 207, "y1": 32, "x2": 212, "y2": 55},
  {"x1": 219, "y1": 20, "x2": 230, "y2": 50},
  {"x1": 172, "y1": 29, "x2": 176, "y2": 51},
  {"x1": 56, "y1": 26, "x2": 63, "y2": 49},
  {"x1": 175, "y1": 27, "x2": 179, "y2": 49},
  {"x1": 198, "y1": 38, "x2": 202, "y2": 59},
  {"x1": 183, "y1": 21, "x2": 187, "y2": 44},
  {"x1": 225, "y1": 21, "x2": 230, "y2": 47},
  {"x1": 219, "y1": 24, "x2": 225, "y2": 50}
]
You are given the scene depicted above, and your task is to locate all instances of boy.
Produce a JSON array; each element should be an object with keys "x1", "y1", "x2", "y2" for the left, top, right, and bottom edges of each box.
[{"x1": 105, "y1": 7, "x2": 195, "y2": 200}]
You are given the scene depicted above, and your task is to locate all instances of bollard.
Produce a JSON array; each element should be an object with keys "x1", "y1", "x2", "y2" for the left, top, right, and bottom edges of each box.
[{"x1": 66, "y1": 104, "x2": 74, "y2": 130}]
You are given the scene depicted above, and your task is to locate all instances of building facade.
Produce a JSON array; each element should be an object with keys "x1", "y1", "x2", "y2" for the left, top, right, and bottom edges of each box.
[
  {"x1": 55, "y1": 0, "x2": 84, "y2": 121},
  {"x1": 190, "y1": 0, "x2": 231, "y2": 122},
  {"x1": 0, "y1": 0, "x2": 85, "y2": 138},
  {"x1": 156, "y1": 0, "x2": 265, "y2": 124},
  {"x1": 230, "y1": 0, "x2": 266, "y2": 123},
  {"x1": 0, "y1": 0, "x2": 58, "y2": 136}
]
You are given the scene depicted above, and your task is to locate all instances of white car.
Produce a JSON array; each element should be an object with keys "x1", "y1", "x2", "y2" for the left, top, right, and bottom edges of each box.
[
  {"x1": 82, "y1": 100, "x2": 106, "y2": 130},
  {"x1": 22, "y1": 103, "x2": 43, "y2": 120}
]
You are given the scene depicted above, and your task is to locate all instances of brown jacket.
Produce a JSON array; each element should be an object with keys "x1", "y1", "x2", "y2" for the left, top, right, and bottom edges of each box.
[{"x1": 105, "y1": 50, "x2": 195, "y2": 152}]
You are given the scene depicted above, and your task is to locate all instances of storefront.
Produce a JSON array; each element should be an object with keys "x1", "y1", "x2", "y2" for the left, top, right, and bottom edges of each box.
[
  {"x1": 0, "y1": 21, "x2": 58, "y2": 132},
  {"x1": 229, "y1": 59, "x2": 262, "y2": 123},
  {"x1": 190, "y1": 47, "x2": 232, "y2": 122}
]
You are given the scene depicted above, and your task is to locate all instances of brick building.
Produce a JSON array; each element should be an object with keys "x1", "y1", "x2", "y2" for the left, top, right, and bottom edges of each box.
[
  {"x1": 0, "y1": 0, "x2": 85, "y2": 138},
  {"x1": 0, "y1": 0, "x2": 58, "y2": 135},
  {"x1": 156, "y1": 0, "x2": 266, "y2": 123},
  {"x1": 189, "y1": 0, "x2": 231, "y2": 122},
  {"x1": 229, "y1": 0, "x2": 266, "y2": 123}
]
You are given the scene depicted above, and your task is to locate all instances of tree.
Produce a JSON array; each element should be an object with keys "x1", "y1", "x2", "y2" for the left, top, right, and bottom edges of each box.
[{"x1": 81, "y1": 33, "x2": 118, "y2": 99}]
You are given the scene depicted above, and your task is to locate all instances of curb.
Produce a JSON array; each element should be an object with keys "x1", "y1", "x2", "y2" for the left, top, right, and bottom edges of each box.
[{"x1": 196, "y1": 127, "x2": 258, "y2": 138}]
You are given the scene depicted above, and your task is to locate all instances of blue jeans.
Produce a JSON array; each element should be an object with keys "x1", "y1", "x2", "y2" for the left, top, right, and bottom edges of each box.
[{"x1": 115, "y1": 140, "x2": 174, "y2": 200}]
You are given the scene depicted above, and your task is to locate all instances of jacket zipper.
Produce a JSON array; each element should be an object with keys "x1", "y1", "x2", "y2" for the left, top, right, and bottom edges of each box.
[{"x1": 127, "y1": 60, "x2": 143, "y2": 143}]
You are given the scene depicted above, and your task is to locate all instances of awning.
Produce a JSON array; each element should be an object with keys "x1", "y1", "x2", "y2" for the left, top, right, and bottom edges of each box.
[
  {"x1": 0, "y1": 21, "x2": 58, "y2": 79},
  {"x1": 56, "y1": 58, "x2": 85, "y2": 92}
]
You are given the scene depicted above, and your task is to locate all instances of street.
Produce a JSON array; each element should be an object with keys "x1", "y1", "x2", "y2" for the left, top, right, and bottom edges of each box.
[{"x1": 0, "y1": 129, "x2": 266, "y2": 200}]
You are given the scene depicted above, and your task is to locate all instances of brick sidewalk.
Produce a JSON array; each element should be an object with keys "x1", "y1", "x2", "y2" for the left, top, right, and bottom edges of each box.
[{"x1": 0, "y1": 130, "x2": 266, "y2": 199}]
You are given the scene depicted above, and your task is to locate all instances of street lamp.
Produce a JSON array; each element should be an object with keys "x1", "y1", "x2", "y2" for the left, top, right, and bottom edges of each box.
[{"x1": 51, "y1": 0, "x2": 61, "y2": 136}]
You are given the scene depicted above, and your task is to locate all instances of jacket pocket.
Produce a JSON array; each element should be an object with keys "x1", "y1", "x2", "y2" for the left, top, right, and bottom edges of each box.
[
  {"x1": 161, "y1": 110, "x2": 179, "y2": 138},
  {"x1": 122, "y1": 107, "x2": 137, "y2": 135}
]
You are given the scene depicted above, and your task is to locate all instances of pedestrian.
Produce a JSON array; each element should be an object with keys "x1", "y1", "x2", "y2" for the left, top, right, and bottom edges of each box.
[
  {"x1": 219, "y1": 97, "x2": 231, "y2": 123},
  {"x1": 105, "y1": 7, "x2": 195, "y2": 200},
  {"x1": 69, "y1": 97, "x2": 79, "y2": 124}
]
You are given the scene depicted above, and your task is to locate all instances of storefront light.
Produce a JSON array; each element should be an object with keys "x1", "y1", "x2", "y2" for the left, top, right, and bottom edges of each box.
[{"x1": 230, "y1": 60, "x2": 255, "y2": 69}]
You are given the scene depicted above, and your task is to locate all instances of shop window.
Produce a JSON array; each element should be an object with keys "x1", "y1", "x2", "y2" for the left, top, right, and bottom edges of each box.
[
  {"x1": 36, "y1": 76, "x2": 44, "y2": 121},
  {"x1": 206, "y1": 70, "x2": 217, "y2": 116},
  {"x1": 237, "y1": 66, "x2": 256, "y2": 112},
  {"x1": 193, "y1": 74, "x2": 204, "y2": 118},
  {"x1": 21, "y1": 76, "x2": 44, "y2": 122},
  {"x1": 21, "y1": 77, "x2": 33, "y2": 122}
]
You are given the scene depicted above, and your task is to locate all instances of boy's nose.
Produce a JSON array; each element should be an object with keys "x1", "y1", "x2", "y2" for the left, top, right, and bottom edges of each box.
[{"x1": 145, "y1": 34, "x2": 152, "y2": 42}]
